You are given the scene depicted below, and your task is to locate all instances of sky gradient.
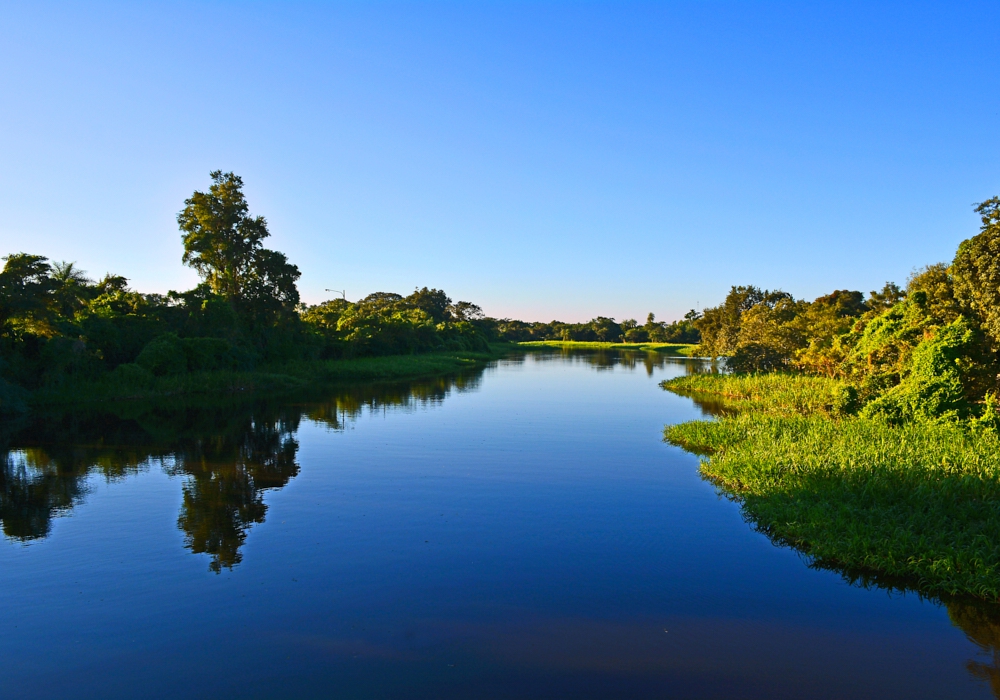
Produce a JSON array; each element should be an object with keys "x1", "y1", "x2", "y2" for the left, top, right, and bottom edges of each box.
[{"x1": 1, "y1": 1, "x2": 998, "y2": 322}]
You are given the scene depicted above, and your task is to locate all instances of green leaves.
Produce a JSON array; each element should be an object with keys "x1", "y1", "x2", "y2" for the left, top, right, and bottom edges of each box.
[
  {"x1": 177, "y1": 171, "x2": 300, "y2": 320},
  {"x1": 953, "y1": 197, "x2": 1000, "y2": 345}
]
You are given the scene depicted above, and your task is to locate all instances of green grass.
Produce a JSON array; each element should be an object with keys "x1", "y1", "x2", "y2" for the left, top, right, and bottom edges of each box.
[
  {"x1": 662, "y1": 372, "x2": 845, "y2": 416},
  {"x1": 663, "y1": 373, "x2": 1000, "y2": 600},
  {"x1": 519, "y1": 340, "x2": 698, "y2": 355},
  {"x1": 32, "y1": 345, "x2": 513, "y2": 407}
]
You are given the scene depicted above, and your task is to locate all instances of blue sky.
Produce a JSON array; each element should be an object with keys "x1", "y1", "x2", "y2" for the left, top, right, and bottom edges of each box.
[{"x1": 1, "y1": 1, "x2": 997, "y2": 322}]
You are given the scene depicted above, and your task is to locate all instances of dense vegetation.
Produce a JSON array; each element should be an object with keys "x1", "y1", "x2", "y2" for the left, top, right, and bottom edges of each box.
[
  {"x1": 0, "y1": 172, "x2": 502, "y2": 411},
  {"x1": 518, "y1": 340, "x2": 696, "y2": 355},
  {"x1": 1, "y1": 171, "x2": 698, "y2": 412},
  {"x1": 496, "y1": 311, "x2": 700, "y2": 344},
  {"x1": 663, "y1": 195, "x2": 1000, "y2": 599}
]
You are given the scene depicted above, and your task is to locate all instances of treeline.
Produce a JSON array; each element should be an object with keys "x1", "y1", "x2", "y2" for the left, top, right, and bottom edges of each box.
[
  {"x1": 694, "y1": 195, "x2": 1000, "y2": 424},
  {"x1": 0, "y1": 172, "x2": 494, "y2": 410},
  {"x1": 493, "y1": 312, "x2": 700, "y2": 344}
]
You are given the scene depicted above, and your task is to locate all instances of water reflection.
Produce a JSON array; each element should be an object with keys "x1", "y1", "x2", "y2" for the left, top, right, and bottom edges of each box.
[
  {"x1": 525, "y1": 346, "x2": 719, "y2": 377},
  {"x1": 0, "y1": 366, "x2": 488, "y2": 570},
  {"x1": 663, "y1": 361, "x2": 1000, "y2": 697},
  {"x1": 950, "y1": 599, "x2": 1000, "y2": 696},
  {"x1": 827, "y1": 568, "x2": 1000, "y2": 698}
]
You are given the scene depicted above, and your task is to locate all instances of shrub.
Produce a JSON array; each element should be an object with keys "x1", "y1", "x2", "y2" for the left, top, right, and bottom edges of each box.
[{"x1": 136, "y1": 334, "x2": 187, "y2": 376}]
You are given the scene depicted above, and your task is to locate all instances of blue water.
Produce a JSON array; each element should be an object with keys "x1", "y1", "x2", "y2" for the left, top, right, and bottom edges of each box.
[{"x1": 0, "y1": 351, "x2": 994, "y2": 698}]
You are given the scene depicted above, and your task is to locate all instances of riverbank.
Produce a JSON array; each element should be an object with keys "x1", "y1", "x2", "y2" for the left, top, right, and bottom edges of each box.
[
  {"x1": 662, "y1": 373, "x2": 1000, "y2": 600},
  {"x1": 24, "y1": 345, "x2": 515, "y2": 409},
  {"x1": 519, "y1": 340, "x2": 698, "y2": 355}
]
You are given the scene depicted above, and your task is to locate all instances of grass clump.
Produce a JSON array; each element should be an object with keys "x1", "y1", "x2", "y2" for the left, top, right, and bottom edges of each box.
[
  {"x1": 661, "y1": 372, "x2": 847, "y2": 416},
  {"x1": 663, "y1": 373, "x2": 1000, "y2": 599}
]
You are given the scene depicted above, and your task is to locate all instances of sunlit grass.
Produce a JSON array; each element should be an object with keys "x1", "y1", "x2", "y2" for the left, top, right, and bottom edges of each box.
[
  {"x1": 663, "y1": 373, "x2": 1000, "y2": 599},
  {"x1": 661, "y1": 372, "x2": 844, "y2": 416}
]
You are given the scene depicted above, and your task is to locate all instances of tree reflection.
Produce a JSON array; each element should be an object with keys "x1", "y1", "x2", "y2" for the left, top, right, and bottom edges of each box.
[
  {"x1": 168, "y1": 410, "x2": 301, "y2": 572},
  {"x1": 948, "y1": 600, "x2": 1000, "y2": 698},
  {"x1": 791, "y1": 554, "x2": 1000, "y2": 697},
  {"x1": 0, "y1": 366, "x2": 487, "y2": 570},
  {"x1": 0, "y1": 449, "x2": 91, "y2": 540},
  {"x1": 526, "y1": 346, "x2": 718, "y2": 377}
]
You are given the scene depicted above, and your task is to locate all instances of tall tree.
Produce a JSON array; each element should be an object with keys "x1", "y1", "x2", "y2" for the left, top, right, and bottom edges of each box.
[
  {"x1": 953, "y1": 196, "x2": 1000, "y2": 342},
  {"x1": 177, "y1": 171, "x2": 300, "y2": 317}
]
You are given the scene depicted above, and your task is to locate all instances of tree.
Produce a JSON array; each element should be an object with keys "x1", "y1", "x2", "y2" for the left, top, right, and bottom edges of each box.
[
  {"x1": 448, "y1": 301, "x2": 484, "y2": 322},
  {"x1": 177, "y1": 171, "x2": 300, "y2": 317},
  {"x1": 953, "y1": 196, "x2": 1000, "y2": 342},
  {"x1": 406, "y1": 287, "x2": 451, "y2": 322},
  {"x1": 906, "y1": 263, "x2": 962, "y2": 326},
  {"x1": 590, "y1": 317, "x2": 622, "y2": 342},
  {"x1": 867, "y1": 282, "x2": 905, "y2": 314},
  {"x1": 0, "y1": 254, "x2": 57, "y2": 331},
  {"x1": 696, "y1": 286, "x2": 792, "y2": 358},
  {"x1": 50, "y1": 261, "x2": 92, "y2": 319}
]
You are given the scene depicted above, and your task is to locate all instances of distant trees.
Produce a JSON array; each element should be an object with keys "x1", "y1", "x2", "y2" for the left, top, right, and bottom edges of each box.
[
  {"x1": 0, "y1": 172, "x2": 504, "y2": 402},
  {"x1": 301, "y1": 287, "x2": 492, "y2": 358},
  {"x1": 490, "y1": 312, "x2": 701, "y2": 344}
]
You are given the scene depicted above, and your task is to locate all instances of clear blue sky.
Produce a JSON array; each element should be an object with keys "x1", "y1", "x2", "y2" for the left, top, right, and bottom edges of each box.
[{"x1": 1, "y1": 1, "x2": 997, "y2": 322}]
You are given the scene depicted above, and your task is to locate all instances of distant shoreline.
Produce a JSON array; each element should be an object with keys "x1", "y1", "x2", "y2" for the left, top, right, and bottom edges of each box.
[
  {"x1": 517, "y1": 340, "x2": 698, "y2": 356},
  {"x1": 19, "y1": 345, "x2": 515, "y2": 411}
]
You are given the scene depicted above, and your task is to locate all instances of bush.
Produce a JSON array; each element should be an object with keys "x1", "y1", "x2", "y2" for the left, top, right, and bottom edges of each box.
[
  {"x1": 136, "y1": 334, "x2": 187, "y2": 376},
  {"x1": 183, "y1": 336, "x2": 249, "y2": 372},
  {"x1": 861, "y1": 317, "x2": 975, "y2": 424},
  {"x1": 109, "y1": 362, "x2": 154, "y2": 388}
]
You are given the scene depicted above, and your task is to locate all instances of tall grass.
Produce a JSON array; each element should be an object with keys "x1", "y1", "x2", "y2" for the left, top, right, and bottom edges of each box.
[
  {"x1": 663, "y1": 373, "x2": 1000, "y2": 599},
  {"x1": 661, "y1": 373, "x2": 844, "y2": 416}
]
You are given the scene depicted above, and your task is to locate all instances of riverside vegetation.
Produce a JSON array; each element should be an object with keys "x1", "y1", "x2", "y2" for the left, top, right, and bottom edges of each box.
[
  {"x1": 664, "y1": 195, "x2": 1000, "y2": 600},
  {"x1": 0, "y1": 171, "x2": 695, "y2": 413}
]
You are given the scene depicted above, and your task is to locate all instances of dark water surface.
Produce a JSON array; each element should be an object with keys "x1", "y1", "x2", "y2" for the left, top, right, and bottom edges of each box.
[{"x1": 2, "y1": 350, "x2": 998, "y2": 699}]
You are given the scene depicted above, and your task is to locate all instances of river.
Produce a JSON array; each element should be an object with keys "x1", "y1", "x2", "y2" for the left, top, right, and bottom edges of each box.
[{"x1": 1, "y1": 349, "x2": 996, "y2": 699}]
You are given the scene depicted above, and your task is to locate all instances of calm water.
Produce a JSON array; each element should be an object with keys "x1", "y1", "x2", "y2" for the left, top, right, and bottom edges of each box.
[{"x1": 2, "y1": 350, "x2": 998, "y2": 699}]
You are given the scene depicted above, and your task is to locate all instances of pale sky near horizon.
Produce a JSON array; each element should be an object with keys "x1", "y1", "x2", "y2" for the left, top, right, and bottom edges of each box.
[{"x1": 1, "y1": 1, "x2": 998, "y2": 323}]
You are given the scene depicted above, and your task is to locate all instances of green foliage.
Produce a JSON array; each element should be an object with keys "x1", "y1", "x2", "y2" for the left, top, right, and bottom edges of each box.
[
  {"x1": 521, "y1": 340, "x2": 697, "y2": 355},
  {"x1": 0, "y1": 172, "x2": 513, "y2": 404},
  {"x1": 491, "y1": 312, "x2": 701, "y2": 344},
  {"x1": 662, "y1": 372, "x2": 845, "y2": 416},
  {"x1": 177, "y1": 171, "x2": 300, "y2": 322},
  {"x1": 666, "y1": 411, "x2": 1000, "y2": 599},
  {"x1": 861, "y1": 317, "x2": 975, "y2": 423},
  {"x1": 136, "y1": 333, "x2": 188, "y2": 376},
  {"x1": 953, "y1": 197, "x2": 1000, "y2": 344},
  {"x1": 907, "y1": 263, "x2": 963, "y2": 326},
  {"x1": 0, "y1": 254, "x2": 58, "y2": 333},
  {"x1": 658, "y1": 193, "x2": 1000, "y2": 601}
]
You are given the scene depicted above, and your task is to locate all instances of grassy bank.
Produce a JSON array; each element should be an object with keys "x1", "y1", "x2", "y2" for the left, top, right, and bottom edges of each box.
[
  {"x1": 662, "y1": 372, "x2": 845, "y2": 416},
  {"x1": 662, "y1": 373, "x2": 1000, "y2": 600},
  {"x1": 30, "y1": 345, "x2": 514, "y2": 407},
  {"x1": 519, "y1": 340, "x2": 698, "y2": 355}
]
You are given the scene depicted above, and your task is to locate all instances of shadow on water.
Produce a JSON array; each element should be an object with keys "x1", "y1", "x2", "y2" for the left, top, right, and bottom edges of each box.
[
  {"x1": 816, "y1": 566, "x2": 1000, "y2": 698},
  {"x1": 0, "y1": 366, "x2": 488, "y2": 572}
]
